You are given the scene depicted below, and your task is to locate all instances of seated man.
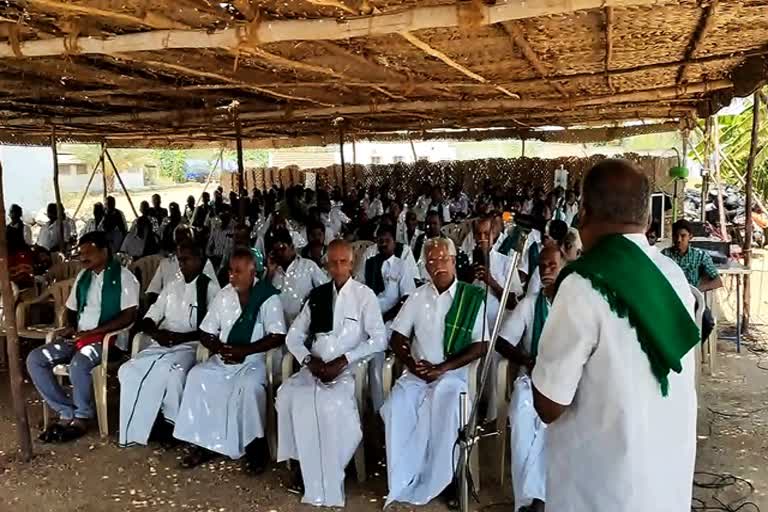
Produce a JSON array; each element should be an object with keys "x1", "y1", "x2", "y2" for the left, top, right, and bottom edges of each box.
[
  {"x1": 266, "y1": 228, "x2": 328, "y2": 324},
  {"x1": 118, "y1": 240, "x2": 220, "y2": 448},
  {"x1": 401, "y1": 211, "x2": 423, "y2": 250},
  {"x1": 415, "y1": 211, "x2": 448, "y2": 281},
  {"x1": 301, "y1": 220, "x2": 328, "y2": 269},
  {"x1": 662, "y1": 219, "x2": 723, "y2": 341},
  {"x1": 358, "y1": 224, "x2": 417, "y2": 410},
  {"x1": 277, "y1": 240, "x2": 386, "y2": 507},
  {"x1": 382, "y1": 238, "x2": 488, "y2": 508},
  {"x1": 206, "y1": 206, "x2": 235, "y2": 271},
  {"x1": 173, "y1": 248, "x2": 286, "y2": 472},
  {"x1": 146, "y1": 226, "x2": 217, "y2": 305},
  {"x1": 27, "y1": 231, "x2": 139, "y2": 442},
  {"x1": 496, "y1": 246, "x2": 563, "y2": 512}
]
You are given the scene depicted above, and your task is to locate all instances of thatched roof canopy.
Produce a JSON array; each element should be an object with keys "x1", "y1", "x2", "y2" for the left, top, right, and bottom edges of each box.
[{"x1": 0, "y1": 0, "x2": 767, "y2": 147}]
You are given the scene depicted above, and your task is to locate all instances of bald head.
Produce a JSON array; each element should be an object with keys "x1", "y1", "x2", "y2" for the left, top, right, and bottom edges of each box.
[
  {"x1": 327, "y1": 239, "x2": 354, "y2": 286},
  {"x1": 581, "y1": 159, "x2": 650, "y2": 226}
]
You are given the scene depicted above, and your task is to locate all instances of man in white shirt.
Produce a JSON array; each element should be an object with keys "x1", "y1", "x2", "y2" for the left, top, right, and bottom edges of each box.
[
  {"x1": 118, "y1": 240, "x2": 220, "y2": 448},
  {"x1": 497, "y1": 246, "x2": 563, "y2": 512},
  {"x1": 426, "y1": 185, "x2": 451, "y2": 225},
  {"x1": 37, "y1": 202, "x2": 75, "y2": 251},
  {"x1": 206, "y1": 206, "x2": 235, "y2": 269},
  {"x1": 532, "y1": 160, "x2": 698, "y2": 512},
  {"x1": 266, "y1": 228, "x2": 329, "y2": 324},
  {"x1": 400, "y1": 210, "x2": 423, "y2": 249},
  {"x1": 366, "y1": 188, "x2": 384, "y2": 220},
  {"x1": 381, "y1": 238, "x2": 489, "y2": 508},
  {"x1": 415, "y1": 211, "x2": 448, "y2": 281},
  {"x1": 146, "y1": 226, "x2": 217, "y2": 305},
  {"x1": 27, "y1": 231, "x2": 139, "y2": 442},
  {"x1": 174, "y1": 248, "x2": 286, "y2": 473},
  {"x1": 358, "y1": 224, "x2": 417, "y2": 410},
  {"x1": 277, "y1": 240, "x2": 386, "y2": 507}
]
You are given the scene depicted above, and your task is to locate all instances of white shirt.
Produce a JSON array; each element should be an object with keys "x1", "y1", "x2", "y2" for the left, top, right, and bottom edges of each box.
[
  {"x1": 499, "y1": 292, "x2": 546, "y2": 355},
  {"x1": 532, "y1": 234, "x2": 696, "y2": 512},
  {"x1": 146, "y1": 255, "x2": 217, "y2": 296},
  {"x1": 426, "y1": 199, "x2": 451, "y2": 224},
  {"x1": 413, "y1": 195, "x2": 430, "y2": 222},
  {"x1": 392, "y1": 279, "x2": 489, "y2": 365},
  {"x1": 355, "y1": 244, "x2": 419, "y2": 291},
  {"x1": 37, "y1": 218, "x2": 75, "y2": 250},
  {"x1": 467, "y1": 249, "x2": 523, "y2": 325},
  {"x1": 364, "y1": 251, "x2": 417, "y2": 314},
  {"x1": 367, "y1": 198, "x2": 384, "y2": 219},
  {"x1": 270, "y1": 256, "x2": 329, "y2": 324},
  {"x1": 65, "y1": 265, "x2": 140, "y2": 349},
  {"x1": 322, "y1": 206, "x2": 351, "y2": 239},
  {"x1": 200, "y1": 284, "x2": 286, "y2": 363},
  {"x1": 401, "y1": 228, "x2": 423, "y2": 252},
  {"x1": 519, "y1": 229, "x2": 543, "y2": 276},
  {"x1": 145, "y1": 274, "x2": 221, "y2": 334},
  {"x1": 286, "y1": 279, "x2": 386, "y2": 365}
]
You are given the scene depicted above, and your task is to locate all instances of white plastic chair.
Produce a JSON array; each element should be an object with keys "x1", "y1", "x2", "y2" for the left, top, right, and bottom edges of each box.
[
  {"x1": 42, "y1": 323, "x2": 134, "y2": 438},
  {"x1": 281, "y1": 352, "x2": 370, "y2": 483},
  {"x1": 690, "y1": 286, "x2": 706, "y2": 382},
  {"x1": 382, "y1": 354, "x2": 482, "y2": 490}
]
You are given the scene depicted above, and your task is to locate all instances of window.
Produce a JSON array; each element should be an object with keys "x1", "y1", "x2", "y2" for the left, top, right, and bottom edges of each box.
[
  {"x1": 393, "y1": 156, "x2": 405, "y2": 163},
  {"x1": 371, "y1": 156, "x2": 382, "y2": 165}
]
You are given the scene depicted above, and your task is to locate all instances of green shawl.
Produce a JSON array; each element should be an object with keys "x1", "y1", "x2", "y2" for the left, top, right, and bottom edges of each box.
[
  {"x1": 76, "y1": 258, "x2": 122, "y2": 325},
  {"x1": 227, "y1": 280, "x2": 280, "y2": 345},
  {"x1": 365, "y1": 243, "x2": 405, "y2": 296},
  {"x1": 444, "y1": 281, "x2": 485, "y2": 357},
  {"x1": 555, "y1": 234, "x2": 699, "y2": 396},
  {"x1": 530, "y1": 292, "x2": 549, "y2": 360}
]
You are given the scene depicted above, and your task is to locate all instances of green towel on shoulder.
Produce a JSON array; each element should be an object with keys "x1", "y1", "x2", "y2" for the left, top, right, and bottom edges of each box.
[
  {"x1": 227, "y1": 280, "x2": 280, "y2": 345},
  {"x1": 555, "y1": 234, "x2": 699, "y2": 396},
  {"x1": 76, "y1": 258, "x2": 122, "y2": 325},
  {"x1": 530, "y1": 292, "x2": 550, "y2": 360},
  {"x1": 443, "y1": 281, "x2": 485, "y2": 357}
]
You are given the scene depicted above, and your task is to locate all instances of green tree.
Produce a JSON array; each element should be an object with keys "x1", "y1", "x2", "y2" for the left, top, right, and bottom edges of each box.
[{"x1": 153, "y1": 149, "x2": 187, "y2": 183}]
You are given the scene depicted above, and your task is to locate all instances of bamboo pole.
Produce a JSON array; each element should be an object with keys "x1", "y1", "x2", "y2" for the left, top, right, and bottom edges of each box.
[
  {"x1": 51, "y1": 128, "x2": 66, "y2": 251},
  {"x1": 743, "y1": 92, "x2": 761, "y2": 332},
  {"x1": 408, "y1": 134, "x2": 418, "y2": 163},
  {"x1": 0, "y1": 161, "x2": 33, "y2": 461},
  {"x1": 339, "y1": 123, "x2": 347, "y2": 196},
  {"x1": 100, "y1": 142, "x2": 107, "y2": 202},
  {"x1": 234, "y1": 107, "x2": 247, "y2": 221},
  {"x1": 0, "y1": 0, "x2": 663, "y2": 58},
  {"x1": 712, "y1": 116, "x2": 729, "y2": 240},
  {"x1": 105, "y1": 150, "x2": 139, "y2": 219},
  {"x1": 73, "y1": 145, "x2": 107, "y2": 219},
  {"x1": 701, "y1": 117, "x2": 711, "y2": 222}
]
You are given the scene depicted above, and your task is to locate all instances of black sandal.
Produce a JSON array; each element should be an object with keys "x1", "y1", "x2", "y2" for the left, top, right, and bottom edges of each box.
[
  {"x1": 56, "y1": 423, "x2": 87, "y2": 443},
  {"x1": 38, "y1": 424, "x2": 66, "y2": 443},
  {"x1": 180, "y1": 447, "x2": 217, "y2": 469}
]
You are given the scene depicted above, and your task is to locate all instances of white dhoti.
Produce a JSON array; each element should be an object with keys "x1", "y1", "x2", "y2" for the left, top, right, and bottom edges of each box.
[
  {"x1": 118, "y1": 342, "x2": 198, "y2": 447},
  {"x1": 508, "y1": 374, "x2": 546, "y2": 511},
  {"x1": 173, "y1": 354, "x2": 267, "y2": 459},
  {"x1": 276, "y1": 368, "x2": 361, "y2": 508},
  {"x1": 381, "y1": 369, "x2": 467, "y2": 507}
]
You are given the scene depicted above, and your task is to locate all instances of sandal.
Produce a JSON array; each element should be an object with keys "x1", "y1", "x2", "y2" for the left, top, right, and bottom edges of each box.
[
  {"x1": 38, "y1": 423, "x2": 66, "y2": 443},
  {"x1": 180, "y1": 447, "x2": 217, "y2": 469},
  {"x1": 56, "y1": 423, "x2": 87, "y2": 443}
]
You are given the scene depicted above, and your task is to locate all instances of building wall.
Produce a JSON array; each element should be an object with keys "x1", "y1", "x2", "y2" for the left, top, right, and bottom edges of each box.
[{"x1": 0, "y1": 145, "x2": 55, "y2": 222}]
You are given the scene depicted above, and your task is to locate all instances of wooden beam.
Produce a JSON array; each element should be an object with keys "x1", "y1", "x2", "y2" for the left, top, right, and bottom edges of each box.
[
  {"x1": 0, "y1": 79, "x2": 727, "y2": 128},
  {"x1": 0, "y1": 161, "x2": 33, "y2": 462},
  {"x1": 500, "y1": 21, "x2": 568, "y2": 97},
  {"x1": 677, "y1": 0, "x2": 719, "y2": 84},
  {"x1": 743, "y1": 91, "x2": 762, "y2": 332},
  {"x1": 0, "y1": 0, "x2": 665, "y2": 58},
  {"x1": 112, "y1": 54, "x2": 335, "y2": 107},
  {"x1": 399, "y1": 32, "x2": 519, "y2": 99},
  {"x1": 604, "y1": 7, "x2": 615, "y2": 92}
]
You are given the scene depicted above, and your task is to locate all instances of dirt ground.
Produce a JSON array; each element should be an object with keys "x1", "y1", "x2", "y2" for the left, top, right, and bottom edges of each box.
[{"x1": 0, "y1": 334, "x2": 766, "y2": 512}]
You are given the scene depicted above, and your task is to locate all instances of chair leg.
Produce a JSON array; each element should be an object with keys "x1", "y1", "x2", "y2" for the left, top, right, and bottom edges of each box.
[
  {"x1": 470, "y1": 439, "x2": 480, "y2": 493},
  {"x1": 266, "y1": 385, "x2": 277, "y2": 462},
  {"x1": 354, "y1": 362, "x2": 367, "y2": 484},
  {"x1": 92, "y1": 368, "x2": 108, "y2": 438},
  {"x1": 496, "y1": 413, "x2": 508, "y2": 487},
  {"x1": 42, "y1": 401, "x2": 50, "y2": 431}
]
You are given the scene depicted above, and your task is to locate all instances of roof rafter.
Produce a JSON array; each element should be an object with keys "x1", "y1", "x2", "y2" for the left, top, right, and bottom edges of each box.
[
  {"x1": 500, "y1": 21, "x2": 569, "y2": 97},
  {"x1": 604, "y1": 7, "x2": 615, "y2": 92},
  {"x1": 677, "y1": 0, "x2": 719, "y2": 84}
]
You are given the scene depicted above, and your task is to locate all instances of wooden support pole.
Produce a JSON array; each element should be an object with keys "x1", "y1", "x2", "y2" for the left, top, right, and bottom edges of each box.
[
  {"x1": 701, "y1": 117, "x2": 711, "y2": 222},
  {"x1": 73, "y1": 145, "x2": 107, "y2": 219},
  {"x1": 51, "y1": 128, "x2": 65, "y2": 252},
  {"x1": 234, "y1": 108, "x2": 247, "y2": 221},
  {"x1": 0, "y1": 161, "x2": 33, "y2": 462},
  {"x1": 100, "y1": 141, "x2": 107, "y2": 202},
  {"x1": 105, "y1": 150, "x2": 139, "y2": 219},
  {"x1": 712, "y1": 116, "x2": 729, "y2": 240},
  {"x1": 339, "y1": 123, "x2": 347, "y2": 196},
  {"x1": 408, "y1": 134, "x2": 418, "y2": 163},
  {"x1": 743, "y1": 92, "x2": 761, "y2": 332}
]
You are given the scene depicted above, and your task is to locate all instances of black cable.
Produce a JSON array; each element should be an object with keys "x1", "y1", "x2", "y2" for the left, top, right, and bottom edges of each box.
[{"x1": 692, "y1": 471, "x2": 761, "y2": 512}]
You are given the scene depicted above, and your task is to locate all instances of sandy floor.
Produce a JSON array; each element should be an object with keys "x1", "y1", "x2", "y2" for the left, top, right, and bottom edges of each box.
[{"x1": 0, "y1": 334, "x2": 766, "y2": 511}]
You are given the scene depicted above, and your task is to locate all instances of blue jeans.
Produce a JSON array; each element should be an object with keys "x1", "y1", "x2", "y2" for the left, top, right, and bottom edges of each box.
[{"x1": 26, "y1": 339, "x2": 103, "y2": 420}]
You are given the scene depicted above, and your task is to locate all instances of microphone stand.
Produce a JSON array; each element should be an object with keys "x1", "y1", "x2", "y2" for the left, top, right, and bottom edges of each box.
[{"x1": 458, "y1": 228, "x2": 530, "y2": 512}]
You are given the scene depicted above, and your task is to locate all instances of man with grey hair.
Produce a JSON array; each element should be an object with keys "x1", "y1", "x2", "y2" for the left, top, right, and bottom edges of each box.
[
  {"x1": 382, "y1": 236, "x2": 489, "y2": 508},
  {"x1": 531, "y1": 159, "x2": 698, "y2": 511}
]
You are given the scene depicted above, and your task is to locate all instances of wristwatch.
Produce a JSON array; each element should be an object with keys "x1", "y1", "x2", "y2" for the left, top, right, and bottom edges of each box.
[{"x1": 302, "y1": 354, "x2": 312, "y2": 366}]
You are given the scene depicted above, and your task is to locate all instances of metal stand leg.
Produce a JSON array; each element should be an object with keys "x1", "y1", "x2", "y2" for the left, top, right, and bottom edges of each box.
[
  {"x1": 458, "y1": 392, "x2": 469, "y2": 512},
  {"x1": 736, "y1": 275, "x2": 741, "y2": 352}
]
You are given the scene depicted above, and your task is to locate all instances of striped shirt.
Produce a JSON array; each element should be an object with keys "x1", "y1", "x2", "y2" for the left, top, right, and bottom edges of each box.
[{"x1": 661, "y1": 246, "x2": 719, "y2": 287}]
